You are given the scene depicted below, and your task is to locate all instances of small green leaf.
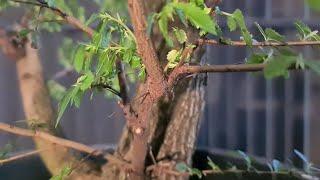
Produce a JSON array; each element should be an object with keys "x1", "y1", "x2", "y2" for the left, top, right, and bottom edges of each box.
[
  {"x1": 175, "y1": 9, "x2": 188, "y2": 27},
  {"x1": 18, "y1": 29, "x2": 32, "y2": 38},
  {"x1": 265, "y1": 28, "x2": 284, "y2": 42},
  {"x1": 175, "y1": 162, "x2": 188, "y2": 172},
  {"x1": 158, "y1": 4, "x2": 174, "y2": 47},
  {"x1": 138, "y1": 65, "x2": 146, "y2": 81},
  {"x1": 47, "y1": 80, "x2": 67, "y2": 101},
  {"x1": 174, "y1": 2, "x2": 217, "y2": 35},
  {"x1": 227, "y1": 16, "x2": 237, "y2": 31},
  {"x1": 147, "y1": 13, "x2": 156, "y2": 36},
  {"x1": 305, "y1": 60, "x2": 320, "y2": 75},
  {"x1": 173, "y1": 28, "x2": 187, "y2": 44},
  {"x1": 77, "y1": 72, "x2": 95, "y2": 91},
  {"x1": 73, "y1": 46, "x2": 85, "y2": 72},
  {"x1": 85, "y1": 13, "x2": 99, "y2": 26},
  {"x1": 207, "y1": 157, "x2": 221, "y2": 171},
  {"x1": 246, "y1": 53, "x2": 267, "y2": 64},
  {"x1": 231, "y1": 9, "x2": 252, "y2": 46},
  {"x1": 264, "y1": 55, "x2": 296, "y2": 79},
  {"x1": 56, "y1": 86, "x2": 80, "y2": 127},
  {"x1": 167, "y1": 49, "x2": 180, "y2": 63},
  {"x1": 50, "y1": 166, "x2": 72, "y2": 180},
  {"x1": 254, "y1": 22, "x2": 267, "y2": 41},
  {"x1": 189, "y1": 168, "x2": 202, "y2": 179}
]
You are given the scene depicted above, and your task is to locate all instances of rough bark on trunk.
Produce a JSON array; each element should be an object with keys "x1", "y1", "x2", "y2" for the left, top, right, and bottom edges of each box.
[{"x1": 101, "y1": 1, "x2": 207, "y2": 179}]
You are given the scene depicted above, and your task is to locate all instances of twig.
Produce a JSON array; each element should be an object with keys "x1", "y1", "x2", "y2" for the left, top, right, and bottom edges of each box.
[
  {"x1": 0, "y1": 148, "x2": 49, "y2": 164},
  {"x1": 0, "y1": 122, "x2": 102, "y2": 156},
  {"x1": 9, "y1": 0, "x2": 94, "y2": 37},
  {"x1": 0, "y1": 122, "x2": 136, "y2": 169},
  {"x1": 168, "y1": 63, "x2": 299, "y2": 87},
  {"x1": 91, "y1": 83, "x2": 121, "y2": 98},
  {"x1": 198, "y1": 39, "x2": 320, "y2": 47}
]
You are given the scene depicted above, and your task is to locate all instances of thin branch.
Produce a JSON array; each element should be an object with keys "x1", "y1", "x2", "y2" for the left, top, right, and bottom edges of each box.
[
  {"x1": 9, "y1": 0, "x2": 94, "y2": 37},
  {"x1": 168, "y1": 63, "x2": 298, "y2": 86},
  {"x1": 128, "y1": 0, "x2": 168, "y2": 99},
  {"x1": 0, "y1": 122, "x2": 135, "y2": 170},
  {"x1": 198, "y1": 39, "x2": 320, "y2": 47},
  {"x1": 91, "y1": 83, "x2": 122, "y2": 98},
  {"x1": 0, "y1": 122, "x2": 102, "y2": 156},
  {"x1": 0, "y1": 149, "x2": 49, "y2": 164}
]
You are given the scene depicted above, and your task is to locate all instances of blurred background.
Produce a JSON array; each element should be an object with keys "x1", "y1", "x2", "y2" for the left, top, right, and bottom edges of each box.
[{"x1": 0, "y1": 0, "x2": 320, "y2": 171}]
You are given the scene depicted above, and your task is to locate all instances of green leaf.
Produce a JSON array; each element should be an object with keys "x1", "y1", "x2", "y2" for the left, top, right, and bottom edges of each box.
[
  {"x1": 254, "y1": 22, "x2": 267, "y2": 41},
  {"x1": 231, "y1": 9, "x2": 252, "y2": 46},
  {"x1": 305, "y1": 60, "x2": 320, "y2": 75},
  {"x1": 227, "y1": 16, "x2": 237, "y2": 31},
  {"x1": 138, "y1": 65, "x2": 146, "y2": 81},
  {"x1": 174, "y1": 2, "x2": 217, "y2": 35},
  {"x1": 173, "y1": 28, "x2": 187, "y2": 44},
  {"x1": 50, "y1": 166, "x2": 72, "y2": 180},
  {"x1": 265, "y1": 28, "x2": 284, "y2": 42},
  {"x1": 56, "y1": 86, "x2": 80, "y2": 127},
  {"x1": 47, "y1": 80, "x2": 67, "y2": 101},
  {"x1": 207, "y1": 157, "x2": 221, "y2": 171},
  {"x1": 264, "y1": 55, "x2": 296, "y2": 79},
  {"x1": 73, "y1": 46, "x2": 85, "y2": 72},
  {"x1": 18, "y1": 29, "x2": 32, "y2": 38},
  {"x1": 175, "y1": 9, "x2": 188, "y2": 27},
  {"x1": 175, "y1": 162, "x2": 188, "y2": 172},
  {"x1": 85, "y1": 13, "x2": 99, "y2": 26},
  {"x1": 77, "y1": 72, "x2": 95, "y2": 91},
  {"x1": 189, "y1": 168, "x2": 202, "y2": 179},
  {"x1": 147, "y1": 13, "x2": 156, "y2": 36},
  {"x1": 158, "y1": 4, "x2": 174, "y2": 47},
  {"x1": 167, "y1": 49, "x2": 180, "y2": 63},
  {"x1": 246, "y1": 54, "x2": 267, "y2": 64}
]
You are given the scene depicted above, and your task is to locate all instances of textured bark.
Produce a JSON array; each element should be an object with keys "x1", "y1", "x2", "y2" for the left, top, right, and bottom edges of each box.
[{"x1": 102, "y1": 1, "x2": 207, "y2": 179}]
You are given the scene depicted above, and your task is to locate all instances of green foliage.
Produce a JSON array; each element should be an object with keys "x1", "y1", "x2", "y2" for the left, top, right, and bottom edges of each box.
[
  {"x1": 175, "y1": 162, "x2": 202, "y2": 179},
  {"x1": 295, "y1": 21, "x2": 320, "y2": 41},
  {"x1": 157, "y1": 1, "x2": 218, "y2": 46},
  {"x1": 47, "y1": 80, "x2": 67, "y2": 101},
  {"x1": 207, "y1": 157, "x2": 221, "y2": 171},
  {"x1": 56, "y1": 13, "x2": 144, "y2": 125},
  {"x1": 246, "y1": 53, "x2": 267, "y2": 64},
  {"x1": 50, "y1": 166, "x2": 72, "y2": 180},
  {"x1": 173, "y1": 2, "x2": 217, "y2": 35},
  {"x1": 173, "y1": 28, "x2": 187, "y2": 44},
  {"x1": 264, "y1": 55, "x2": 296, "y2": 79},
  {"x1": 227, "y1": 9, "x2": 252, "y2": 46}
]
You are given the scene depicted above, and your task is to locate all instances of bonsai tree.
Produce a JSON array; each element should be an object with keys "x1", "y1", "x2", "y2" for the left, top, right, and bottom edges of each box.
[{"x1": 0, "y1": 0, "x2": 320, "y2": 179}]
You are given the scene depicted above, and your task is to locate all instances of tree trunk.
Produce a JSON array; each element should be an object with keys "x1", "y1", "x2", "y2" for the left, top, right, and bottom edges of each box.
[{"x1": 15, "y1": 38, "x2": 100, "y2": 179}]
